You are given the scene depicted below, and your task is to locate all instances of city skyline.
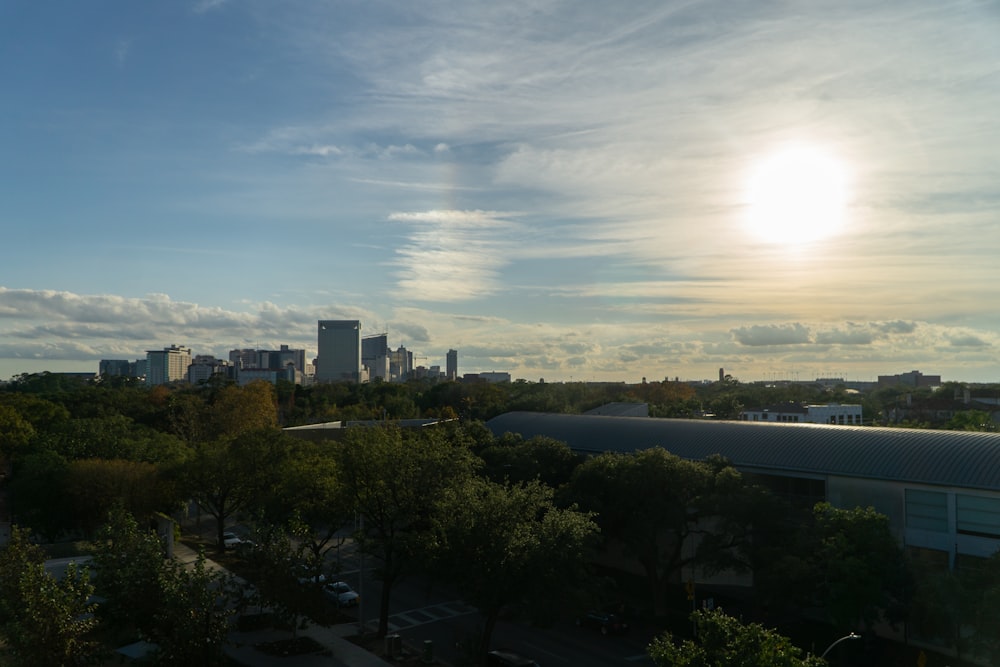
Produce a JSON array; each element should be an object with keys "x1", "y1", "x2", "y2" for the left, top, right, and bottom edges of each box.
[{"x1": 2, "y1": 2, "x2": 999, "y2": 384}]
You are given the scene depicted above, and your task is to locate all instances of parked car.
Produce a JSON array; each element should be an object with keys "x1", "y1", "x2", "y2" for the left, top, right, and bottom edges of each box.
[
  {"x1": 487, "y1": 649, "x2": 540, "y2": 667},
  {"x1": 575, "y1": 609, "x2": 629, "y2": 635},
  {"x1": 323, "y1": 581, "x2": 360, "y2": 607},
  {"x1": 222, "y1": 532, "x2": 249, "y2": 550}
]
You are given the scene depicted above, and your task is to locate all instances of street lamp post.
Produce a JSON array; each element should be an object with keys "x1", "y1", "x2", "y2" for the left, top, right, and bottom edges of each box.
[{"x1": 820, "y1": 632, "x2": 861, "y2": 660}]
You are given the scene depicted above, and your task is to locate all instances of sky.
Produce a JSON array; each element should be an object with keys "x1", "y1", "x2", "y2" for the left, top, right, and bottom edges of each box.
[{"x1": 2, "y1": 1, "x2": 999, "y2": 384}]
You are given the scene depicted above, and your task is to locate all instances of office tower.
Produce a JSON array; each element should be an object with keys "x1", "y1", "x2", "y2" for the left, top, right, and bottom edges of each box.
[
  {"x1": 389, "y1": 345, "x2": 413, "y2": 382},
  {"x1": 275, "y1": 344, "x2": 307, "y2": 373},
  {"x1": 187, "y1": 355, "x2": 232, "y2": 384},
  {"x1": 229, "y1": 348, "x2": 257, "y2": 369},
  {"x1": 99, "y1": 359, "x2": 131, "y2": 376},
  {"x1": 317, "y1": 320, "x2": 362, "y2": 382},
  {"x1": 446, "y1": 349, "x2": 458, "y2": 381},
  {"x1": 146, "y1": 345, "x2": 192, "y2": 386},
  {"x1": 362, "y1": 333, "x2": 390, "y2": 381}
]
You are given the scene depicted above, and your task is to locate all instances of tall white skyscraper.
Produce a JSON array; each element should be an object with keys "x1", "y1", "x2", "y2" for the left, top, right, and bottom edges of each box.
[{"x1": 316, "y1": 320, "x2": 362, "y2": 382}]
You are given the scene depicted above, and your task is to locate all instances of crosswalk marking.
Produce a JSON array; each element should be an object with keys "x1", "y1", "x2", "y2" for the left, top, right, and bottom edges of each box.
[{"x1": 366, "y1": 600, "x2": 478, "y2": 632}]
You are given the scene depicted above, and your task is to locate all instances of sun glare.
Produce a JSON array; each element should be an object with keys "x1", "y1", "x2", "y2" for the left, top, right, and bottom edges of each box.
[{"x1": 744, "y1": 145, "x2": 850, "y2": 244}]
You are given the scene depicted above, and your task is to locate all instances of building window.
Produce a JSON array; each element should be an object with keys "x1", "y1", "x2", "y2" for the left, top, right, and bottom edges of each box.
[
  {"x1": 956, "y1": 494, "x2": 1000, "y2": 538},
  {"x1": 906, "y1": 489, "x2": 948, "y2": 532}
]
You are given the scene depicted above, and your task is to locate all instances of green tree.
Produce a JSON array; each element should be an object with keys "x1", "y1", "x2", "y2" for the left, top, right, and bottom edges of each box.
[
  {"x1": 92, "y1": 509, "x2": 234, "y2": 664},
  {"x1": 0, "y1": 526, "x2": 101, "y2": 666},
  {"x1": 0, "y1": 404, "x2": 36, "y2": 462},
  {"x1": 566, "y1": 447, "x2": 718, "y2": 614},
  {"x1": 181, "y1": 429, "x2": 290, "y2": 553},
  {"x1": 648, "y1": 608, "x2": 826, "y2": 667},
  {"x1": 429, "y1": 478, "x2": 598, "y2": 661},
  {"x1": 264, "y1": 441, "x2": 351, "y2": 568},
  {"x1": 91, "y1": 508, "x2": 169, "y2": 635},
  {"x1": 151, "y1": 553, "x2": 235, "y2": 666},
  {"x1": 336, "y1": 424, "x2": 479, "y2": 637},
  {"x1": 66, "y1": 459, "x2": 178, "y2": 538},
  {"x1": 8, "y1": 449, "x2": 73, "y2": 541},
  {"x1": 811, "y1": 503, "x2": 907, "y2": 632},
  {"x1": 478, "y1": 434, "x2": 584, "y2": 489}
]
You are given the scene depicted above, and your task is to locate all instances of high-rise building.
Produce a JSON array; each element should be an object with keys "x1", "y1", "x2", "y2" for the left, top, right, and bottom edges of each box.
[
  {"x1": 362, "y1": 333, "x2": 390, "y2": 381},
  {"x1": 187, "y1": 355, "x2": 232, "y2": 385},
  {"x1": 389, "y1": 345, "x2": 413, "y2": 382},
  {"x1": 446, "y1": 349, "x2": 458, "y2": 381},
  {"x1": 146, "y1": 345, "x2": 192, "y2": 386},
  {"x1": 229, "y1": 348, "x2": 258, "y2": 370},
  {"x1": 230, "y1": 345, "x2": 308, "y2": 374},
  {"x1": 99, "y1": 359, "x2": 132, "y2": 376},
  {"x1": 275, "y1": 344, "x2": 307, "y2": 374},
  {"x1": 317, "y1": 320, "x2": 362, "y2": 383}
]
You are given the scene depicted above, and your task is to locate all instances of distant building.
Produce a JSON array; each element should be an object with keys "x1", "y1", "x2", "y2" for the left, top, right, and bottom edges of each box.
[
  {"x1": 878, "y1": 370, "x2": 942, "y2": 389},
  {"x1": 446, "y1": 349, "x2": 458, "y2": 381},
  {"x1": 741, "y1": 402, "x2": 863, "y2": 425},
  {"x1": 237, "y1": 366, "x2": 299, "y2": 386},
  {"x1": 273, "y1": 344, "x2": 307, "y2": 374},
  {"x1": 316, "y1": 320, "x2": 362, "y2": 383},
  {"x1": 187, "y1": 355, "x2": 232, "y2": 384},
  {"x1": 476, "y1": 372, "x2": 512, "y2": 383},
  {"x1": 229, "y1": 348, "x2": 258, "y2": 370},
  {"x1": 390, "y1": 345, "x2": 413, "y2": 382},
  {"x1": 362, "y1": 333, "x2": 391, "y2": 381},
  {"x1": 99, "y1": 359, "x2": 132, "y2": 376},
  {"x1": 230, "y1": 345, "x2": 307, "y2": 372},
  {"x1": 146, "y1": 345, "x2": 192, "y2": 386}
]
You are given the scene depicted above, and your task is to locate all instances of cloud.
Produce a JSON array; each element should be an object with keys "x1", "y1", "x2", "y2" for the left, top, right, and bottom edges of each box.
[
  {"x1": 0, "y1": 287, "x2": 377, "y2": 363},
  {"x1": 949, "y1": 334, "x2": 989, "y2": 347},
  {"x1": 193, "y1": 0, "x2": 228, "y2": 14},
  {"x1": 114, "y1": 39, "x2": 131, "y2": 67},
  {"x1": 387, "y1": 209, "x2": 521, "y2": 301},
  {"x1": 732, "y1": 323, "x2": 812, "y2": 346}
]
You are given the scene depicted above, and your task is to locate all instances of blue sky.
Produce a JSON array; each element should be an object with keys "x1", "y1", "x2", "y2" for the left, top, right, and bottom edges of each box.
[{"x1": 2, "y1": 0, "x2": 999, "y2": 383}]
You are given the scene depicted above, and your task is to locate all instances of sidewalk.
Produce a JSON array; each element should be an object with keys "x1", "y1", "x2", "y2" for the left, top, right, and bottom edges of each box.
[{"x1": 173, "y1": 540, "x2": 394, "y2": 667}]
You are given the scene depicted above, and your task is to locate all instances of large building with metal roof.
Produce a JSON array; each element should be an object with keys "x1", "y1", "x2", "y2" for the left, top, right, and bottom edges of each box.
[{"x1": 486, "y1": 412, "x2": 1000, "y2": 568}]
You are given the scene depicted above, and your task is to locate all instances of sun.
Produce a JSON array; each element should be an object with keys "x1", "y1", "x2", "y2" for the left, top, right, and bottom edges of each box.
[{"x1": 744, "y1": 145, "x2": 850, "y2": 243}]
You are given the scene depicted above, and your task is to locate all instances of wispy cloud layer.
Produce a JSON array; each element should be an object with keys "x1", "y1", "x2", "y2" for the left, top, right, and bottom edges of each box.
[{"x1": 1, "y1": 1, "x2": 999, "y2": 382}]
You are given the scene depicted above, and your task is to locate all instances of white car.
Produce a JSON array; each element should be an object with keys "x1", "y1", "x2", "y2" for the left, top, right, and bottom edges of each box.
[
  {"x1": 222, "y1": 532, "x2": 248, "y2": 549},
  {"x1": 323, "y1": 581, "x2": 360, "y2": 607}
]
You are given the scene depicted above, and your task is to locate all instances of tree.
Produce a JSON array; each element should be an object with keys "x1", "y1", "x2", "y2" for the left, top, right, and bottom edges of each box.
[
  {"x1": 91, "y1": 508, "x2": 169, "y2": 635},
  {"x1": 65, "y1": 459, "x2": 178, "y2": 538},
  {"x1": 810, "y1": 503, "x2": 907, "y2": 632},
  {"x1": 0, "y1": 404, "x2": 36, "y2": 462},
  {"x1": 91, "y1": 509, "x2": 235, "y2": 665},
  {"x1": 151, "y1": 553, "x2": 235, "y2": 665},
  {"x1": 478, "y1": 434, "x2": 584, "y2": 489},
  {"x1": 207, "y1": 381, "x2": 278, "y2": 439},
  {"x1": 0, "y1": 526, "x2": 101, "y2": 666},
  {"x1": 181, "y1": 429, "x2": 290, "y2": 553},
  {"x1": 429, "y1": 478, "x2": 598, "y2": 661},
  {"x1": 263, "y1": 440, "x2": 351, "y2": 568},
  {"x1": 566, "y1": 447, "x2": 717, "y2": 614},
  {"x1": 7, "y1": 449, "x2": 73, "y2": 541},
  {"x1": 336, "y1": 424, "x2": 479, "y2": 637},
  {"x1": 648, "y1": 608, "x2": 826, "y2": 667}
]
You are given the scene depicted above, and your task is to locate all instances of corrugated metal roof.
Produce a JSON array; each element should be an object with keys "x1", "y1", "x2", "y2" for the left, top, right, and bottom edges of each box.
[{"x1": 486, "y1": 412, "x2": 1000, "y2": 492}]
